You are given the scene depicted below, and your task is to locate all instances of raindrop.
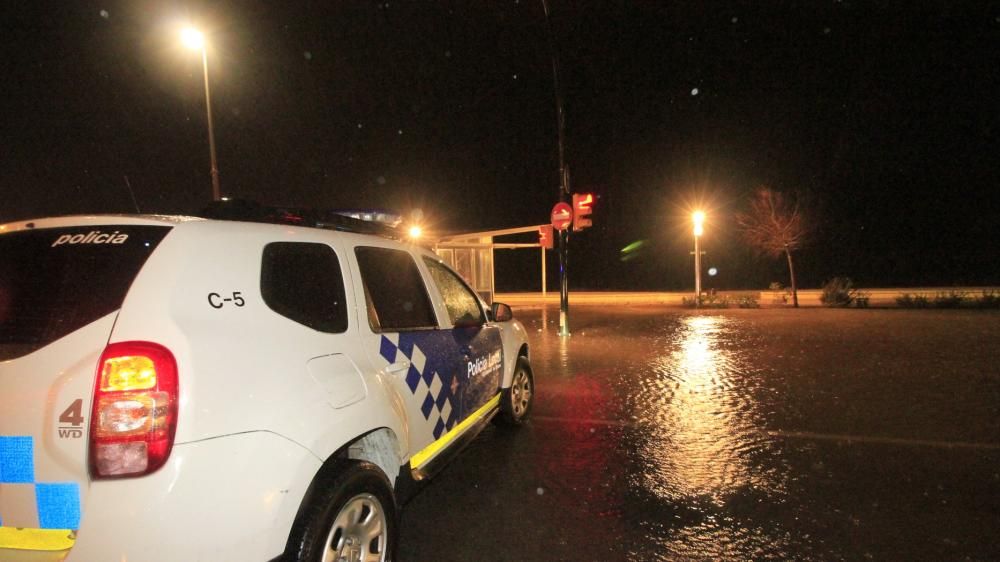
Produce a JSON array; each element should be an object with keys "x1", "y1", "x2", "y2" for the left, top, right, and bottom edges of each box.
[
  {"x1": 303, "y1": 51, "x2": 312, "y2": 60},
  {"x1": 445, "y1": 50, "x2": 452, "y2": 58},
  {"x1": 397, "y1": 129, "x2": 403, "y2": 135},
  {"x1": 376, "y1": 176, "x2": 386, "y2": 185},
  {"x1": 512, "y1": 74, "x2": 518, "y2": 80},
  {"x1": 823, "y1": 27, "x2": 831, "y2": 34},
  {"x1": 731, "y1": 16, "x2": 738, "y2": 23},
  {"x1": 536, "y1": 487, "x2": 545, "y2": 495},
  {"x1": 691, "y1": 88, "x2": 699, "y2": 96},
  {"x1": 357, "y1": 123, "x2": 363, "y2": 129},
  {"x1": 99, "y1": 9, "x2": 110, "y2": 19}
]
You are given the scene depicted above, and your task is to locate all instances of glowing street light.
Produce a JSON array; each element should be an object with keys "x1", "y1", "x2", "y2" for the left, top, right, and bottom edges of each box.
[
  {"x1": 180, "y1": 27, "x2": 204, "y2": 50},
  {"x1": 692, "y1": 211, "x2": 705, "y2": 306},
  {"x1": 181, "y1": 27, "x2": 221, "y2": 201},
  {"x1": 408, "y1": 225, "x2": 423, "y2": 240}
]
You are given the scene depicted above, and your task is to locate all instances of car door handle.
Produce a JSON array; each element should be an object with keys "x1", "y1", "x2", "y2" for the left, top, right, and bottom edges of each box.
[{"x1": 386, "y1": 360, "x2": 410, "y2": 374}]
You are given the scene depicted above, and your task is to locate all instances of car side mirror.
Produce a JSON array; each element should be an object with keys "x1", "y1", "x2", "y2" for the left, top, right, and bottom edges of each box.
[{"x1": 491, "y1": 302, "x2": 513, "y2": 322}]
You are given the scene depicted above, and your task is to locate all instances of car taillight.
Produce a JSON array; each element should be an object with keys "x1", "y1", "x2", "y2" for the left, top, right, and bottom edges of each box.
[{"x1": 89, "y1": 341, "x2": 178, "y2": 478}]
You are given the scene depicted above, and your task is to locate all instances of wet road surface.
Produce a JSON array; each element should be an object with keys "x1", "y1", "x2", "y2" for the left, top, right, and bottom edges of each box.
[{"x1": 399, "y1": 307, "x2": 1000, "y2": 561}]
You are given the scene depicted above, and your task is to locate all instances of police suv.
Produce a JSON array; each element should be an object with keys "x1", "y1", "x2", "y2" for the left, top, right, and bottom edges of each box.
[{"x1": 0, "y1": 204, "x2": 534, "y2": 561}]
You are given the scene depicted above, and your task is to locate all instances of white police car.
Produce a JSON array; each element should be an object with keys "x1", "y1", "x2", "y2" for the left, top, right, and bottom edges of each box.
[{"x1": 0, "y1": 205, "x2": 534, "y2": 561}]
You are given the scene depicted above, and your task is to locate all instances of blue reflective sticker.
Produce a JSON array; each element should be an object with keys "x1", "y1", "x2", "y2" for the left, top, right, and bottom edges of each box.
[
  {"x1": 0, "y1": 436, "x2": 35, "y2": 484},
  {"x1": 36, "y1": 483, "x2": 81, "y2": 530},
  {"x1": 379, "y1": 336, "x2": 397, "y2": 364},
  {"x1": 420, "y1": 394, "x2": 435, "y2": 419},
  {"x1": 405, "y1": 365, "x2": 422, "y2": 392}
]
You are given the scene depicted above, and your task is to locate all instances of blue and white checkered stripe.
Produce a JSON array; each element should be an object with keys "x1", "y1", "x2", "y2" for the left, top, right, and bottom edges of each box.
[
  {"x1": 0, "y1": 436, "x2": 81, "y2": 530},
  {"x1": 379, "y1": 333, "x2": 460, "y2": 439}
]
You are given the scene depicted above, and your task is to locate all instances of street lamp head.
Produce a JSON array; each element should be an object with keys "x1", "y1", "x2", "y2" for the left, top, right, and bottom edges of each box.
[
  {"x1": 181, "y1": 27, "x2": 205, "y2": 50},
  {"x1": 692, "y1": 211, "x2": 705, "y2": 236},
  {"x1": 408, "y1": 225, "x2": 423, "y2": 240}
]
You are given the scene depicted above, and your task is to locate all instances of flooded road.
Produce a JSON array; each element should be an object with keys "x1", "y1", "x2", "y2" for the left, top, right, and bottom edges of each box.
[{"x1": 399, "y1": 307, "x2": 1000, "y2": 561}]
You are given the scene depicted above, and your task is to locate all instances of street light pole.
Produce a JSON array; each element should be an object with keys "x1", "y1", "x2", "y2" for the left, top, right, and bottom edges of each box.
[
  {"x1": 693, "y1": 211, "x2": 705, "y2": 307},
  {"x1": 182, "y1": 27, "x2": 221, "y2": 201},
  {"x1": 201, "y1": 47, "x2": 221, "y2": 202}
]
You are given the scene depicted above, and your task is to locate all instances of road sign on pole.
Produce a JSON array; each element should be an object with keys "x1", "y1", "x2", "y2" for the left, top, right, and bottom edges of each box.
[{"x1": 550, "y1": 202, "x2": 573, "y2": 231}]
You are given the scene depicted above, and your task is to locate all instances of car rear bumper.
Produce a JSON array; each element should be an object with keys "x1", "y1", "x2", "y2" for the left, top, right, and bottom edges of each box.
[{"x1": 2, "y1": 431, "x2": 322, "y2": 562}]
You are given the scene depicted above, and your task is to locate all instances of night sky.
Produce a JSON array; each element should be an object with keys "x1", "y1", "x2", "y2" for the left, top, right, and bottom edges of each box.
[{"x1": 2, "y1": 2, "x2": 998, "y2": 291}]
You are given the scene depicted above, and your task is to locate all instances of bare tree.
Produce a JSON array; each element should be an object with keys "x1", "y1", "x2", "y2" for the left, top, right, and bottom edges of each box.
[{"x1": 736, "y1": 188, "x2": 809, "y2": 307}]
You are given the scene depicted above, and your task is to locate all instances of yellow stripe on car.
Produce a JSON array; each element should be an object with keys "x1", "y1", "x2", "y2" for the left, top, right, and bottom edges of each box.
[
  {"x1": 410, "y1": 394, "x2": 500, "y2": 469},
  {"x1": 0, "y1": 527, "x2": 75, "y2": 551}
]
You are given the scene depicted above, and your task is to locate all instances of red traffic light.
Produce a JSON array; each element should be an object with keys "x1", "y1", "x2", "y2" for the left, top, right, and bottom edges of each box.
[
  {"x1": 538, "y1": 225, "x2": 554, "y2": 249},
  {"x1": 572, "y1": 193, "x2": 593, "y2": 231}
]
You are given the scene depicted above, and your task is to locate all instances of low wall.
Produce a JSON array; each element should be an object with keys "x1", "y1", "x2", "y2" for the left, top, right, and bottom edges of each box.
[{"x1": 495, "y1": 287, "x2": 1000, "y2": 308}]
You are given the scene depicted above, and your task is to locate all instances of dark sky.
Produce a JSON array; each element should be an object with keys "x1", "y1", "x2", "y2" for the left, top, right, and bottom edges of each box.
[{"x1": 2, "y1": 1, "x2": 998, "y2": 291}]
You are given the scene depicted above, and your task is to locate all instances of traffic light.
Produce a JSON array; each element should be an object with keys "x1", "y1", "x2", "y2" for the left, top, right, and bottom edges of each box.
[
  {"x1": 538, "y1": 225, "x2": 554, "y2": 249},
  {"x1": 572, "y1": 193, "x2": 593, "y2": 231}
]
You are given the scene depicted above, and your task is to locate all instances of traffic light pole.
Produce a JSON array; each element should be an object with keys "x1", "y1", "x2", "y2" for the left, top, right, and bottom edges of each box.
[
  {"x1": 558, "y1": 227, "x2": 570, "y2": 336},
  {"x1": 543, "y1": 0, "x2": 571, "y2": 337}
]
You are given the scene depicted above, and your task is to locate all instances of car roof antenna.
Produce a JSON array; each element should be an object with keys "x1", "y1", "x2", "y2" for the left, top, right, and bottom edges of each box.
[{"x1": 123, "y1": 175, "x2": 141, "y2": 214}]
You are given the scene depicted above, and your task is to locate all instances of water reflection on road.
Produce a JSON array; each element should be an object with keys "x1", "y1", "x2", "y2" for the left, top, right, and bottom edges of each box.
[
  {"x1": 400, "y1": 306, "x2": 1000, "y2": 561},
  {"x1": 525, "y1": 310, "x2": 794, "y2": 559},
  {"x1": 623, "y1": 315, "x2": 790, "y2": 559}
]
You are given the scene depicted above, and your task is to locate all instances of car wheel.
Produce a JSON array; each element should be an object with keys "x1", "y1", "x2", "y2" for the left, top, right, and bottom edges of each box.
[
  {"x1": 498, "y1": 357, "x2": 534, "y2": 426},
  {"x1": 286, "y1": 460, "x2": 397, "y2": 562}
]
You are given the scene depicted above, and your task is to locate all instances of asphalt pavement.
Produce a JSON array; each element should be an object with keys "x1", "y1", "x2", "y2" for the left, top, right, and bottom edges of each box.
[{"x1": 398, "y1": 306, "x2": 1000, "y2": 561}]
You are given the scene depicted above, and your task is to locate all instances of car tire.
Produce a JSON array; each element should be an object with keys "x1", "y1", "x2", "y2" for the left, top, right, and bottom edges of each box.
[
  {"x1": 497, "y1": 356, "x2": 534, "y2": 426},
  {"x1": 286, "y1": 460, "x2": 397, "y2": 562}
]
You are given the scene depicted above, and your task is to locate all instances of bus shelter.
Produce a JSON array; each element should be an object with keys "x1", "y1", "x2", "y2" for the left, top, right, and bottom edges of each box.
[{"x1": 434, "y1": 225, "x2": 546, "y2": 305}]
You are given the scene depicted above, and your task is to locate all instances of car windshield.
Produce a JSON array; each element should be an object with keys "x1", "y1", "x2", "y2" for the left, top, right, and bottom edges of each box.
[{"x1": 0, "y1": 225, "x2": 170, "y2": 360}]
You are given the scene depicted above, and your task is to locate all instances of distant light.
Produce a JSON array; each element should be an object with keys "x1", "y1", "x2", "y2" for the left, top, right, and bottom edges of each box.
[
  {"x1": 408, "y1": 225, "x2": 423, "y2": 239},
  {"x1": 181, "y1": 28, "x2": 205, "y2": 50},
  {"x1": 708, "y1": 267, "x2": 718, "y2": 276}
]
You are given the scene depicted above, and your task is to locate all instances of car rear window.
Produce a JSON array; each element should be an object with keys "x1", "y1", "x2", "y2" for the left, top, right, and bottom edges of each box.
[
  {"x1": 260, "y1": 242, "x2": 348, "y2": 333},
  {"x1": 0, "y1": 225, "x2": 171, "y2": 360}
]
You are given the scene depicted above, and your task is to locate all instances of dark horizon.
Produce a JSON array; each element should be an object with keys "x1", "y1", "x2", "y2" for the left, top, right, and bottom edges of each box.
[{"x1": 2, "y1": 2, "x2": 998, "y2": 291}]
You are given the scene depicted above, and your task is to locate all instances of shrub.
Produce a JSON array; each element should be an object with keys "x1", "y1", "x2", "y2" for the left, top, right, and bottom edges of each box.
[
  {"x1": 738, "y1": 295, "x2": 760, "y2": 308},
  {"x1": 682, "y1": 294, "x2": 732, "y2": 308},
  {"x1": 933, "y1": 291, "x2": 967, "y2": 308},
  {"x1": 972, "y1": 291, "x2": 1000, "y2": 309},
  {"x1": 820, "y1": 277, "x2": 856, "y2": 307},
  {"x1": 896, "y1": 293, "x2": 930, "y2": 308},
  {"x1": 854, "y1": 292, "x2": 870, "y2": 308}
]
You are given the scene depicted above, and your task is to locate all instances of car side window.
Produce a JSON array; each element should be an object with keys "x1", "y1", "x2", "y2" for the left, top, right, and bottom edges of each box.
[
  {"x1": 422, "y1": 257, "x2": 485, "y2": 326},
  {"x1": 355, "y1": 247, "x2": 437, "y2": 331},
  {"x1": 260, "y1": 242, "x2": 348, "y2": 333}
]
